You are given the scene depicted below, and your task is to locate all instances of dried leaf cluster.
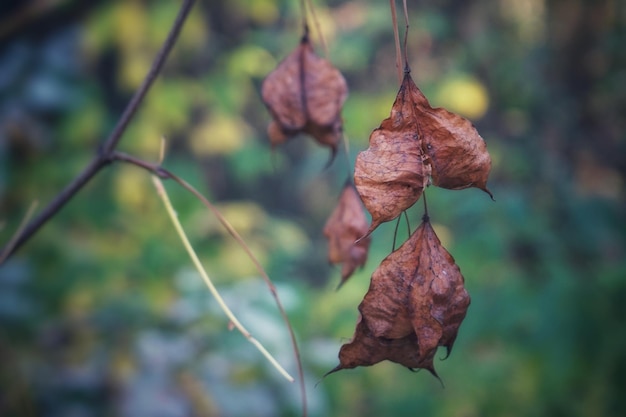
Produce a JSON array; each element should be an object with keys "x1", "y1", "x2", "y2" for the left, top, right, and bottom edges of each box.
[
  {"x1": 355, "y1": 72, "x2": 492, "y2": 236},
  {"x1": 262, "y1": 34, "x2": 492, "y2": 381},
  {"x1": 325, "y1": 70, "x2": 492, "y2": 378}
]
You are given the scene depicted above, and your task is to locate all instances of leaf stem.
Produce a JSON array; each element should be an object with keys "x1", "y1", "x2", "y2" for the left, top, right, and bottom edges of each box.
[
  {"x1": 151, "y1": 176, "x2": 294, "y2": 383},
  {"x1": 389, "y1": 0, "x2": 403, "y2": 84},
  {"x1": 306, "y1": 0, "x2": 329, "y2": 59},
  {"x1": 403, "y1": 210, "x2": 411, "y2": 236},
  {"x1": 402, "y1": 0, "x2": 410, "y2": 68}
]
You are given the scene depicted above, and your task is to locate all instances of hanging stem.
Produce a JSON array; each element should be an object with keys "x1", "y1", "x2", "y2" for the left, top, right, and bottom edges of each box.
[
  {"x1": 402, "y1": 0, "x2": 410, "y2": 68},
  {"x1": 300, "y1": 0, "x2": 308, "y2": 33},
  {"x1": 389, "y1": 0, "x2": 403, "y2": 84},
  {"x1": 422, "y1": 190, "x2": 430, "y2": 222},
  {"x1": 392, "y1": 214, "x2": 401, "y2": 251},
  {"x1": 305, "y1": 0, "x2": 329, "y2": 59},
  {"x1": 403, "y1": 210, "x2": 411, "y2": 236}
]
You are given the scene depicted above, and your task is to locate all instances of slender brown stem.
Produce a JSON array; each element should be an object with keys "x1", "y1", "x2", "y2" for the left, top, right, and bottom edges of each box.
[
  {"x1": 306, "y1": 0, "x2": 329, "y2": 59},
  {"x1": 110, "y1": 151, "x2": 308, "y2": 417},
  {"x1": 403, "y1": 210, "x2": 411, "y2": 236},
  {"x1": 402, "y1": 0, "x2": 410, "y2": 68},
  {"x1": 422, "y1": 190, "x2": 430, "y2": 222},
  {"x1": 389, "y1": 0, "x2": 403, "y2": 84},
  {"x1": 392, "y1": 214, "x2": 401, "y2": 252},
  {"x1": 0, "y1": 0, "x2": 196, "y2": 263}
]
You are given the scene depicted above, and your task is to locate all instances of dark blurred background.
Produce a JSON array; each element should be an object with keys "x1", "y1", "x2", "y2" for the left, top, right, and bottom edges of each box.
[{"x1": 1, "y1": 0, "x2": 625, "y2": 416}]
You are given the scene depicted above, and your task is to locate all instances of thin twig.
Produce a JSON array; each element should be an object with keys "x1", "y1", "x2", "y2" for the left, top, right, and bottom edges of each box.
[
  {"x1": 0, "y1": 200, "x2": 39, "y2": 264},
  {"x1": 152, "y1": 176, "x2": 294, "y2": 383},
  {"x1": 306, "y1": 0, "x2": 329, "y2": 59},
  {"x1": 402, "y1": 0, "x2": 410, "y2": 68},
  {"x1": 112, "y1": 151, "x2": 308, "y2": 416},
  {"x1": 403, "y1": 209, "x2": 411, "y2": 237},
  {"x1": 392, "y1": 214, "x2": 401, "y2": 252},
  {"x1": 422, "y1": 190, "x2": 429, "y2": 221},
  {"x1": 389, "y1": 0, "x2": 402, "y2": 84},
  {"x1": 0, "y1": 0, "x2": 196, "y2": 263}
]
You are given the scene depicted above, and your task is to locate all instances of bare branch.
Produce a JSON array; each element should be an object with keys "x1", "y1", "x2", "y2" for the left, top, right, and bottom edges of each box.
[{"x1": 0, "y1": 0, "x2": 196, "y2": 264}]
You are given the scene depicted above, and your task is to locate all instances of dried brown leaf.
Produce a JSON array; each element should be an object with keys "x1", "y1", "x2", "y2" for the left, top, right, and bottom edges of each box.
[
  {"x1": 326, "y1": 314, "x2": 438, "y2": 377},
  {"x1": 403, "y1": 73, "x2": 493, "y2": 196},
  {"x1": 261, "y1": 35, "x2": 348, "y2": 157},
  {"x1": 328, "y1": 217, "x2": 470, "y2": 376},
  {"x1": 354, "y1": 72, "x2": 493, "y2": 236},
  {"x1": 354, "y1": 78, "x2": 430, "y2": 235},
  {"x1": 323, "y1": 182, "x2": 371, "y2": 287}
]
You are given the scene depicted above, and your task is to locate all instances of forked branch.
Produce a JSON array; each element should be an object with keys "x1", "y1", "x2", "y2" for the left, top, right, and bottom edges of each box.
[{"x1": 0, "y1": 0, "x2": 196, "y2": 263}]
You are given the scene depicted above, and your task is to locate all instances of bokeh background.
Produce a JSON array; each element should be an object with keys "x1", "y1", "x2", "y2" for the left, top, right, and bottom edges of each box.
[{"x1": 1, "y1": 0, "x2": 625, "y2": 416}]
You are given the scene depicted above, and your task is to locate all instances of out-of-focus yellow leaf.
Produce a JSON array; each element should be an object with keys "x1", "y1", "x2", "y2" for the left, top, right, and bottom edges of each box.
[
  {"x1": 343, "y1": 92, "x2": 397, "y2": 146},
  {"x1": 144, "y1": 80, "x2": 192, "y2": 132},
  {"x1": 190, "y1": 113, "x2": 252, "y2": 156},
  {"x1": 122, "y1": 119, "x2": 165, "y2": 155},
  {"x1": 113, "y1": 1, "x2": 146, "y2": 52},
  {"x1": 120, "y1": 51, "x2": 152, "y2": 91},
  {"x1": 192, "y1": 201, "x2": 268, "y2": 237},
  {"x1": 113, "y1": 165, "x2": 150, "y2": 211},
  {"x1": 434, "y1": 76, "x2": 490, "y2": 120},
  {"x1": 233, "y1": 0, "x2": 279, "y2": 25},
  {"x1": 269, "y1": 219, "x2": 310, "y2": 256},
  {"x1": 228, "y1": 45, "x2": 276, "y2": 78},
  {"x1": 218, "y1": 202, "x2": 268, "y2": 234},
  {"x1": 306, "y1": 7, "x2": 337, "y2": 45},
  {"x1": 214, "y1": 239, "x2": 269, "y2": 279}
]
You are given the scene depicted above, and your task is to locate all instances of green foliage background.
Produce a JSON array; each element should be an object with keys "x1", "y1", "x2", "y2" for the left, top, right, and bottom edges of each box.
[{"x1": 1, "y1": 0, "x2": 625, "y2": 416}]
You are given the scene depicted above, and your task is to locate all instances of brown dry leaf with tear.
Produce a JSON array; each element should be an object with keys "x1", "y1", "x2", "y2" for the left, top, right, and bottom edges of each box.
[
  {"x1": 326, "y1": 314, "x2": 439, "y2": 377},
  {"x1": 354, "y1": 76, "x2": 430, "y2": 235},
  {"x1": 323, "y1": 182, "x2": 371, "y2": 288},
  {"x1": 403, "y1": 74, "x2": 493, "y2": 197},
  {"x1": 327, "y1": 217, "x2": 470, "y2": 377},
  {"x1": 261, "y1": 34, "x2": 348, "y2": 159},
  {"x1": 354, "y1": 71, "x2": 492, "y2": 235}
]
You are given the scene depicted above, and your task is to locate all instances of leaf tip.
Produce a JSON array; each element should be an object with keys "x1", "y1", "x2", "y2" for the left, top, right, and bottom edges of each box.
[
  {"x1": 482, "y1": 186, "x2": 495, "y2": 201},
  {"x1": 323, "y1": 364, "x2": 343, "y2": 378}
]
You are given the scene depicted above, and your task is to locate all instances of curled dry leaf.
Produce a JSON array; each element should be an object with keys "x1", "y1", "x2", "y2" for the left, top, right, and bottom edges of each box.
[
  {"x1": 354, "y1": 76, "x2": 430, "y2": 235},
  {"x1": 404, "y1": 75, "x2": 493, "y2": 197},
  {"x1": 261, "y1": 34, "x2": 348, "y2": 159},
  {"x1": 327, "y1": 314, "x2": 439, "y2": 377},
  {"x1": 327, "y1": 217, "x2": 470, "y2": 377},
  {"x1": 323, "y1": 182, "x2": 371, "y2": 288},
  {"x1": 354, "y1": 71, "x2": 492, "y2": 234}
]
